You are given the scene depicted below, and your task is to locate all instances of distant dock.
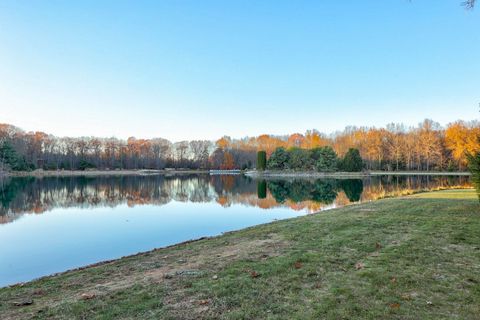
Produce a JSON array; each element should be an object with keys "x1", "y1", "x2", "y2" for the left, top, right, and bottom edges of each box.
[{"x1": 209, "y1": 169, "x2": 242, "y2": 175}]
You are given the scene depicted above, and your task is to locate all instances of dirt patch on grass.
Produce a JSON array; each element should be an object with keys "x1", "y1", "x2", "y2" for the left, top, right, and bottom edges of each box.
[
  {"x1": 1, "y1": 233, "x2": 290, "y2": 320},
  {"x1": 145, "y1": 234, "x2": 290, "y2": 318}
]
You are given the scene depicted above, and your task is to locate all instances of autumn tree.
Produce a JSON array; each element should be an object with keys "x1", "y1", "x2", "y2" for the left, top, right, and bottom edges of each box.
[
  {"x1": 418, "y1": 119, "x2": 442, "y2": 171},
  {"x1": 287, "y1": 133, "x2": 305, "y2": 148},
  {"x1": 302, "y1": 130, "x2": 328, "y2": 149},
  {"x1": 364, "y1": 129, "x2": 386, "y2": 170},
  {"x1": 445, "y1": 121, "x2": 480, "y2": 170},
  {"x1": 216, "y1": 136, "x2": 231, "y2": 150},
  {"x1": 385, "y1": 123, "x2": 405, "y2": 171},
  {"x1": 221, "y1": 151, "x2": 235, "y2": 169},
  {"x1": 209, "y1": 148, "x2": 225, "y2": 169}
]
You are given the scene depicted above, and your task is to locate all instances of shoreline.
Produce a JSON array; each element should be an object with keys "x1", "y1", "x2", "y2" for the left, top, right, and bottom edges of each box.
[
  {"x1": 0, "y1": 187, "x2": 474, "y2": 289},
  {"x1": 0, "y1": 169, "x2": 472, "y2": 178},
  {"x1": 245, "y1": 170, "x2": 471, "y2": 178},
  {"x1": 1, "y1": 169, "x2": 210, "y2": 177}
]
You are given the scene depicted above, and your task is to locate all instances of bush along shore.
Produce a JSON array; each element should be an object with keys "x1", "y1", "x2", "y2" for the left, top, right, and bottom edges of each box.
[
  {"x1": 245, "y1": 170, "x2": 471, "y2": 178},
  {"x1": 250, "y1": 147, "x2": 472, "y2": 178},
  {"x1": 257, "y1": 147, "x2": 363, "y2": 172},
  {"x1": 1, "y1": 189, "x2": 479, "y2": 319}
]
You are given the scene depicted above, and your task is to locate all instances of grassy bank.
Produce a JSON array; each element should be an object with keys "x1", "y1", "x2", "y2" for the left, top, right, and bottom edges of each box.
[{"x1": 1, "y1": 190, "x2": 479, "y2": 319}]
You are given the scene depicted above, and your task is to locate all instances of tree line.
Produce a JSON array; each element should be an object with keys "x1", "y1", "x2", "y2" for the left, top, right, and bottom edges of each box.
[
  {"x1": 0, "y1": 119, "x2": 479, "y2": 172},
  {"x1": 222, "y1": 119, "x2": 479, "y2": 172}
]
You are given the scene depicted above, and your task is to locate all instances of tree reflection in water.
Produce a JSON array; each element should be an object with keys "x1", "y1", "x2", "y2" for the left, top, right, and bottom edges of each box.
[{"x1": 0, "y1": 174, "x2": 471, "y2": 224}]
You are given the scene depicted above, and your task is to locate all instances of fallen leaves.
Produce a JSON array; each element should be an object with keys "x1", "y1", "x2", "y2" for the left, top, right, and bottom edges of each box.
[
  {"x1": 401, "y1": 294, "x2": 411, "y2": 301},
  {"x1": 198, "y1": 299, "x2": 209, "y2": 306},
  {"x1": 375, "y1": 242, "x2": 382, "y2": 250},
  {"x1": 389, "y1": 303, "x2": 400, "y2": 309},
  {"x1": 80, "y1": 293, "x2": 96, "y2": 300},
  {"x1": 294, "y1": 261, "x2": 303, "y2": 269},
  {"x1": 243, "y1": 268, "x2": 261, "y2": 278},
  {"x1": 390, "y1": 277, "x2": 397, "y2": 284}
]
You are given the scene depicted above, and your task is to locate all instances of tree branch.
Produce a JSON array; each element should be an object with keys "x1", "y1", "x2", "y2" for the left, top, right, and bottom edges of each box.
[{"x1": 463, "y1": 0, "x2": 476, "y2": 9}]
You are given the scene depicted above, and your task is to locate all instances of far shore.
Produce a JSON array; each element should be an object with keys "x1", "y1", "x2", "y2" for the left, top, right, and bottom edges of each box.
[
  {"x1": 1, "y1": 169, "x2": 210, "y2": 178},
  {"x1": 245, "y1": 170, "x2": 471, "y2": 178},
  {"x1": 0, "y1": 169, "x2": 471, "y2": 178}
]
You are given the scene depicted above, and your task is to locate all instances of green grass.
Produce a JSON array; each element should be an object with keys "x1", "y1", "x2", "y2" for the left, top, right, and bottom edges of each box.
[
  {"x1": 1, "y1": 189, "x2": 479, "y2": 319},
  {"x1": 411, "y1": 189, "x2": 478, "y2": 199}
]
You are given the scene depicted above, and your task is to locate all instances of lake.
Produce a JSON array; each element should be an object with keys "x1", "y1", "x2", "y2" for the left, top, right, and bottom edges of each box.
[{"x1": 0, "y1": 174, "x2": 471, "y2": 287}]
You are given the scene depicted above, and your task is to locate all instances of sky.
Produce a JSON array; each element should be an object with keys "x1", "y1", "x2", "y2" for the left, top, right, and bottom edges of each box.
[{"x1": 0, "y1": 1, "x2": 479, "y2": 142}]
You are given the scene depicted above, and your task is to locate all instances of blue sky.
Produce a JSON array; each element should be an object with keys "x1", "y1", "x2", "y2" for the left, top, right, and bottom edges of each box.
[{"x1": 0, "y1": 1, "x2": 479, "y2": 141}]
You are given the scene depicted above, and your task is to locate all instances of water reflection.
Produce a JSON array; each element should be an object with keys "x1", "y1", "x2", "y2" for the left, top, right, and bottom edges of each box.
[
  {"x1": 0, "y1": 174, "x2": 471, "y2": 224},
  {"x1": 0, "y1": 174, "x2": 472, "y2": 287}
]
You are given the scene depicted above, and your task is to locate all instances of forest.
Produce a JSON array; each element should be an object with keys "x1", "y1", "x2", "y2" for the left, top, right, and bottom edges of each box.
[{"x1": 0, "y1": 119, "x2": 479, "y2": 172}]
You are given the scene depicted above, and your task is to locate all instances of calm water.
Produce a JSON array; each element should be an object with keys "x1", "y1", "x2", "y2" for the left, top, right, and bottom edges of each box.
[{"x1": 0, "y1": 174, "x2": 471, "y2": 287}]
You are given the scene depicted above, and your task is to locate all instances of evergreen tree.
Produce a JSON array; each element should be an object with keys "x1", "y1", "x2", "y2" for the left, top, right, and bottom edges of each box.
[
  {"x1": 466, "y1": 151, "x2": 480, "y2": 199},
  {"x1": 0, "y1": 141, "x2": 33, "y2": 171},
  {"x1": 288, "y1": 147, "x2": 312, "y2": 171},
  {"x1": 257, "y1": 151, "x2": 267, "y2": 171},
  {"x1": 79, "y1": 159, "x2": 96, "y2": 171},
  {"x1": 267, "y1": 147, "x2": 289, "y2": 170},
  {"x1": 340, "y1": 148, "x2": 363, "y2": 172},
  {"x1": 311, "y1": 146, "x2": 338, "y2": 172}
]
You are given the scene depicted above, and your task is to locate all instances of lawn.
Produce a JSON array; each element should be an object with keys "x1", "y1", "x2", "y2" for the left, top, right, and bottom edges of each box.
[{"x1": 1, "y1": 189, "x2": 479, "y2": 319}]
